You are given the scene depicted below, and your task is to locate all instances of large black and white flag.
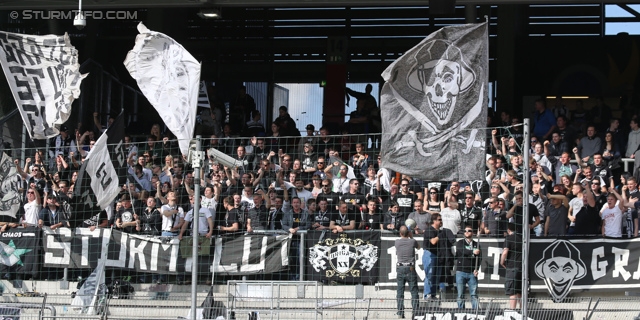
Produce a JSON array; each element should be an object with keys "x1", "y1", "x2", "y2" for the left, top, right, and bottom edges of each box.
[
  {"x1": 73, "y1": 113, "x2": 126, "y2": 225},
  {"x1": 380, "y1": 22, "x2": 488, "y2": 181},
  {"x1": 0, "y1": 31, "x2": 86, "y2": 140},
  {"x1": 0, "y1": 152, "x2": 23, "y2": 220},
  {"x1": 124, "y1": 22, "x2": 201, "y2": 157}
]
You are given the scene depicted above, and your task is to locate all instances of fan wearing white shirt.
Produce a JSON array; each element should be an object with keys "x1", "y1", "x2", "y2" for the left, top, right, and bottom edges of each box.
[
  {"x1": 160, "y1": 191, "x2": 184, "y2": 236},
  {"x1": 22, "y1": 187, "x2": 41, "y2": 227}
]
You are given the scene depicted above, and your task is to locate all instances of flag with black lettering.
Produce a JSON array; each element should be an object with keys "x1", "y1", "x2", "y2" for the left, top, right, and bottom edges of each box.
[
  {"x1": 0, "y1": 152, "x2": 24, "y2": 220},
  {"x1": 380, "y1": 22, "x2": 488, "y2": 181},
  {"x1": 306, "y1": 231, "x2": 380, "y2": 284},
  {"x1": 124, "y1": 22, "x2": 201, "y2": 157},
  {"x1": 0, "y1": 31, "x2": 86, "y2": 140},
  {"x1": 72, "y1": 112, "x2": 126, "y2": 226}
]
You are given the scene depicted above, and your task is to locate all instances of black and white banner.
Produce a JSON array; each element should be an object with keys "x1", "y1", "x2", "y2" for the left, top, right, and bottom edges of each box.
[
  {"x1": 0, "y1": 152, "x2": 23, "y2": 220},
  {"x1": 378, "y1": 235, "x2": 505, "y2": 289},
  {"x1": 306, "y1": 231, "x2": 380, "y2": 284},
  {"x1": 529, "y1": 238, "x2": 640, "y2": 301},
  {"x1": 0, "y1": 31, "x2": 86, "y2": 140},
  {"x1": 42, "y1": 228, "x2": 291, "y2": 275},
  {"x1": 379, "y1": 235, "x2": 640, "y2": 298},
  {"x1": 380, "y1": 22, "x2": 488, "y2": 181},
  {"x1": 0, "y1": 227, "x2": 40, "y2": 278},
  {"x1": 124, "y1": 22, "x2": 201, "y2": 157},
  {"x1": 73, "y1": 112, "x2": 126, "y2": 224}
]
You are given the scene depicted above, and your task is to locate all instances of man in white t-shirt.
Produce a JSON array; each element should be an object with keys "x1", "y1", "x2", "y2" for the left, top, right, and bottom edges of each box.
[
  {"x1": 440, "y1": 197, "x2": 462, "y2": 234},
  {"x1": 567, "y1": 183, "x2": 584, "y2": 235},
  {"x1": 22, "y1": 188, "x2": 41, "y2": 227},
  {"x1": 161, "y1": 191, "x2": 184, "y2": 237},
  {"x1": 201, "y1": 185, "x2": 218, "y2": 217},
  {"x1": 600, "y1": 188, "x2": 625, "y2": 238},
  {"x1": 179, "y1": 195, "x2": 214, "y2": 239}
]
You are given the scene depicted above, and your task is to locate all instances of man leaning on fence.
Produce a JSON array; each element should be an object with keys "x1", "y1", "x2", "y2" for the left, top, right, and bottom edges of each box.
[
  {"x1": 501, "y1": 223, "x2": 522, "y2": 310},
  {"x1": 395, "y1": 225, "x2": 419, "y2": 319}
]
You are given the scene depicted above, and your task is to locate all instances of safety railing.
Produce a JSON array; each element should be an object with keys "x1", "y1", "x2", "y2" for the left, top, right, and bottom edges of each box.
[{"x1": 226, "y1": 280, "x2": 322, "y2": 320}]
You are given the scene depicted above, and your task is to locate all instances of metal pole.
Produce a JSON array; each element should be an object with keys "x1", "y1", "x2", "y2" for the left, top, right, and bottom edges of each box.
[
  {"x1": 299, "y1": 232, "x2": 305, "y2": 281},
  {"x1": 191, "y1": 135, "x2": 202, "y2": 320},
  {"x1": 522, "y1": 119, "x2": 531, "y2": 318}
]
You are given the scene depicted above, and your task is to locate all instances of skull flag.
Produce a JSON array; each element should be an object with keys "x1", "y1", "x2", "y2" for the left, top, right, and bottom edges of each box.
[{"x1": 380, "y1": 22, "x2": 488, "y2": 181}]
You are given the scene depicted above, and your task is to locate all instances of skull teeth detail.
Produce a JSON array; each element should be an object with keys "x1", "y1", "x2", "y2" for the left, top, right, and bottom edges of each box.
[{"x1": 429, "y1": 97, "x2": 452, "y2": 121}]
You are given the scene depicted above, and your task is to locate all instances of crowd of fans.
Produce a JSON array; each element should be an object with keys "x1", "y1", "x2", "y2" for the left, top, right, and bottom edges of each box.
[{"x1": 2, "y1": 89, "x2": 640, "y2": 282}]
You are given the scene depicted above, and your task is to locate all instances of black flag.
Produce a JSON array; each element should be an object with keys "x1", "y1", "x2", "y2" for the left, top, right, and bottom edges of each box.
[
  {"x1": 306, "y1": 231, "x2": 380, "y2": 284},
  {"x1": 71, "y1": 112, "x2": 126, "y2": 227}
]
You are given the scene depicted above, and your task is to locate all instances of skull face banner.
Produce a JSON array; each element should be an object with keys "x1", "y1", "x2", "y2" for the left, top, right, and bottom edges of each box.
[{"x1": 380, "y1": 22, "x2": 488, "y2": 181}]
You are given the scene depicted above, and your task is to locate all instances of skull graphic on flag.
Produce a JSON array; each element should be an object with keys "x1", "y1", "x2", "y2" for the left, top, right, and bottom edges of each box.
[{"x1": 380, "y1": 22, "x2": 488, "y2": 181}]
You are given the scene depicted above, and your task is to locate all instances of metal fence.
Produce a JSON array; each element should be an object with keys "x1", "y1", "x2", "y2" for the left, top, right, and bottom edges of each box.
[{"x1": 2, "y1": 289, "x2": 640, "y2": 319}]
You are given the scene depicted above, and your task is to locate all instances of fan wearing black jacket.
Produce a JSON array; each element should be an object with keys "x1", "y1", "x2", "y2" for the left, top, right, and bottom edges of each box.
[{"x1": 454, "y1": 225, "x2": 480, "y2": 310}]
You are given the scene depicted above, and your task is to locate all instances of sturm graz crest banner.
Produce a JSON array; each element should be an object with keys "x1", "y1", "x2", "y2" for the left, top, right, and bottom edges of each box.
[
  {"x1": 306, "y1": 231, "x2": 380, "y2": 284},
  {"x1": 380, "y1": 22, "x2": 488, "y2": 181},
  {"x1": 0, "y1": 31, "x2": 86, "y2": 140}
]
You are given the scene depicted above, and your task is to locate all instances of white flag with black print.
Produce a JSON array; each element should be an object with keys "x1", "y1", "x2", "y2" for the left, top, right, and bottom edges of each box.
[
  {"x1": 0, "y1": 152, "x2": 24, "y2": 219},
  {"x1": 124, "y1": 22, "x2": 201, "y2": 157},
  {"x1": 73, "y1": 112, "x2": 126, "y2": 222},
  {"x1": 380, "y1": 22, "x2": 488, "y2": 181},
  {"x1": 0, "y1": 31, "x2": 86, "y2": 140},
  {"x1": 71, "y1": 258, "x2": 106, "y2": 315}
]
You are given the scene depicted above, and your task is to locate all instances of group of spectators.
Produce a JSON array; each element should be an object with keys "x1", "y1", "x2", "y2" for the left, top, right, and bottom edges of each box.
[{"x1": 2, "y1": 90, "x2": 640, "y2": 284}]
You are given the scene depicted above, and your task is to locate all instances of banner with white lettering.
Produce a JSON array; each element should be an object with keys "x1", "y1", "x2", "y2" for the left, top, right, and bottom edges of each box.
[
  {"x1": 379, "y1": 235, "x2": 640, "y2": 297},
  {"x1": 306, "y1": 231, "x2": 380, "y2": 284},
  {"x1": 529, "y1": 238, "x2": 640, "y2": 302},
  {"x1": 0, "y1": 227, "x2": 40, "y2": 278},
  {"x1": 0, "y1": 31, "x2": 86, "y2": 139},
  {"x1": 124, "y1": 22, "x2": 201, "y2": 157},
  {"x1": 42, "y1": 228, "x2": 291, "y2": 275},
  {"x1": 213, "y1": 233, "x2": 291, "y2": 275},
  {"x1": 378, "y1": 235, "x2": 505, "y2": 289}
]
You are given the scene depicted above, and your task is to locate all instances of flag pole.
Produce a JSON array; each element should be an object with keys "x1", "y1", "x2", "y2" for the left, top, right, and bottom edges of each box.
[
  {"x1": 191, "y1": 135, "x2": 203, "y2": 320},
  {"x1": 522, "y1": 118, "x2": 531, "y2": 318}
]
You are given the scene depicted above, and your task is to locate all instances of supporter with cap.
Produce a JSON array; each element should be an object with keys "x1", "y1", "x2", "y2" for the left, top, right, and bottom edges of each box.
[
  {"x1": 115, "y1": 194, "x2": 138, "y2": 234},
  {"x1": 48, "y1": 124, "x2": 77, "y2": 168},
  {"x1": 38, "y1": 193, "x2": 69, "y2": 230}
]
